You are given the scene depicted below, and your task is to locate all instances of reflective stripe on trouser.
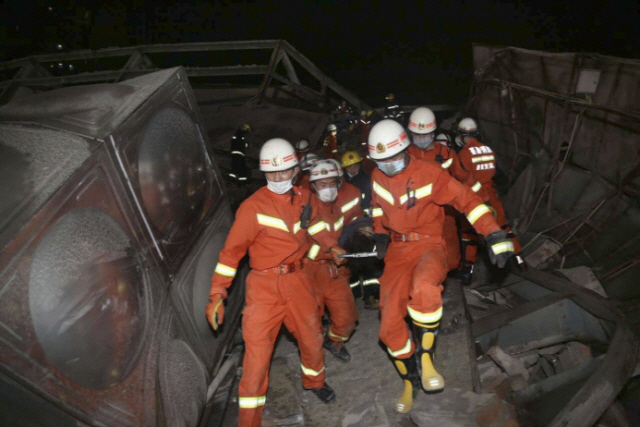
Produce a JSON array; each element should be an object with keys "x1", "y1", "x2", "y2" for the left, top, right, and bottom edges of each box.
[
  {"x1": 306, "y1": 261, "x2": 358, "y2": 342},
  {"x1": 378, "y1": 237, "x2": 447, "y2": 359},
  {"x1": 238, "y1": 269, "x2": 324, "y2": 427},
  {"x1": 485, "y1": 186, "x2": 522, "y2": 253},
  {"x1": 231, "y1": 153, "x2": 248, "y2": 181},
  {"x1": 443, "y1": 207, "x2": 460, "y2": 271}
]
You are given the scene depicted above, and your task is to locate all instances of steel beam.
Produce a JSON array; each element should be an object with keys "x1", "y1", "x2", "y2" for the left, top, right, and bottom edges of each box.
[
  {"x1": 0, "y1": 65, "x2": 270, "y2": 88},
  {"x1": 0, "y1": 40, "x2": 280, "y2": 70}
]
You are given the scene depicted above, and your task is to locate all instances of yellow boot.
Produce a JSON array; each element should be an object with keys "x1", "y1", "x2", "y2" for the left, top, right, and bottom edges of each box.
[
  {"x1": 392, "y1": 356, "x2": 421, "y2": 413},
  {"x1": 413, "y1": 321, "x2": 445, "y2": 391}
]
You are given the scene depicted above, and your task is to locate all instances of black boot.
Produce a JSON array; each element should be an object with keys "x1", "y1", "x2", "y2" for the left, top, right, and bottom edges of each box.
[
  {"x1": 323, "y1": 334, "x2": 351, "y2": 363},
  {"x1": 412, "y1": 321, "x2": 444, "y2": 391},
  {"x1": 392, "y1": 356, "x2": 421, "y2": 413},
  {"x1": 310, "y1": 382, "x2": 336, "y2": 403},
  {"x1": 458, "y1": 263, "x2": 474, "y2": 286}
]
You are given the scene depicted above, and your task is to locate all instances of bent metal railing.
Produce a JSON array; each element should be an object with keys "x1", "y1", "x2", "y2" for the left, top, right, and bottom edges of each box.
[{"x1": 0, "y1": 40, "x2": 370, "y2": 111}]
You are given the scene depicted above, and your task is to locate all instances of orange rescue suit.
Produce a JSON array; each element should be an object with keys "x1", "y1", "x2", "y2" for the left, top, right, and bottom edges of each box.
[
  {"x1": 371, "y1": 158, "x2": 500, "y2": 359},
  {"x1": 296, "y1": 173, "x2": 310, "y2": 190},
  {"x1": 458, "y1": 138, "x2": 522, "y2": 257},
  {"x1": 306, "y1": 183, "x2": 363, "y2": 342},
  {"x1": 323, "y1": 133, "x2": 339, "y2": 159},
  {"x1": 407, "y1": 144, "x2": 472, "y2": 270},
  {"x1": 210, "y1": 186, "x2": 338, "y2": 427}
]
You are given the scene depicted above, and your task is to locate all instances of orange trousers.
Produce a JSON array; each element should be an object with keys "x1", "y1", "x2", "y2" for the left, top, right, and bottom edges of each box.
[
  {"x1": 378, "y1": 237, "x2": 448, "y2": 359},
  {"x1": 238, "y1": 269, "x2": 325, "y2": 427},
  {"x1": 443, "y1": 208, "x2": 461, "y2": 271},
  {"x1": 306, "y1": 261, "x2": 358, "y2": 341}
]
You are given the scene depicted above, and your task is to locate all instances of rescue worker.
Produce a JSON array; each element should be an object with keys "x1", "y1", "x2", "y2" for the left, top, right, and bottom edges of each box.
[
  {"x1": 306, "y1": 159, "x2": 363, "y2": 362},
  {"x1": 296, "y1": 138, "x2": 311, "y2": 158},
  {"x1": 341, "y1": 150, "x2": 381, "y2": 309},
  {"x1": 383, "y1": 93, "x2": 404, "y2": 123},
  {"x1": 323, "y1": 124, "x2": 340, "y2": 159},
  {"x1": 334, "y1": 100, "x2": 354, "y2": 117},
  {"x1": 341, "y1": 150, "x2": 372, "y2": 211},
  {"x1": 358, "y1": 110, "x2": 373, "y2": 150},
  {"x1": 407, "y1": 107, "x2": 480, "y2": 272},
  {"x1": 455, "y1": 117, "x2": 525, "y2": 281},
  {"x1": 368, "y1": 120, "x2": 514, "y2": 413},
  {"x1": 207, "y1": 138, "x2": 346, "y2": 427},
  {"x1": 229, "y1": 123, "x2": 251, "y2": 184},
  {"x1": 298, "y1": 152, "x2": 321, "y2": 189}
]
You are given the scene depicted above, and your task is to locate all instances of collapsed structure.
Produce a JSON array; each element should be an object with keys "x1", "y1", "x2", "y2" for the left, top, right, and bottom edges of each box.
[
  {"x1": 467, "y1": 45, "x2": 640, "y2": 301},
  {"x1": 0, "y1": 41, "x2": 638, "y2": 427}
]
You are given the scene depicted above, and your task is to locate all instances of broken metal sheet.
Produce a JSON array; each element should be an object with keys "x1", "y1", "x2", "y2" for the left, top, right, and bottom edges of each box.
[
  {"x1": 523, "y1": 237, "x2": 562, "y2": 269},
  {"x1": 558, "y1": 266, "x2": 607, "y2": 297}
]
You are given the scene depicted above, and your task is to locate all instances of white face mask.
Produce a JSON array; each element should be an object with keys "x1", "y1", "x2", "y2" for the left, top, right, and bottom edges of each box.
[
  {"x1": 267, "y1": 178, "x2": 293, "y2": 194},
  {"x1": 455, "y1": 135, "x2": 464, "y2": 147},
  {"x1": 317, "y1": 187, "x2": 338, "y2": 203},
  {"x1": 377, "y1": 157, "x2": 406, "y2": 176},
  {"x1": 413, "y1": 133, "x2": 434, "y2": 149}
]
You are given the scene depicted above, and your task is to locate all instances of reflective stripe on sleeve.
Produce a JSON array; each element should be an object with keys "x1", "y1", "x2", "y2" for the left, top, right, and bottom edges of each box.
[
  {"x1": 467, "y1": 204, "x2": 492, "y2": 225},
  {"x1": 301, "y1": 364, "x2": 325, "y2": 377},
  {"x1": 215, "y1": 263, "x2": 237, "y2": 277},
  {"x1": 441, "y1": 158, "x2": 453, "y2": 169},
  {"x1": 334, "y1": 216, "x2": 344, "y2": 232},
  {"x1": 341, "y1": 197, "x2": 360, "y2": 213},
  {"x1": 308, "y1": 244, "x2": 321, "y2": 260},
  {"x1": 371, "y1": 208, "x2": 383, "y2": 217},
  {"x1": 293, "y1": 221, "x2": 301, "y2": 234},
  {"x1": 308, "y1": 221, "x2": 329, "y2": 235},
  {"x1": 238, "y1": 396, "x2": 266, "y2": 408},
  {"x1": 471, "y1": 155, "x2": 495, "y2": 163},
  {"x1": 407, "y1": 306, "x2": 443, "y2": 323},
  {"x1": 231, "y1": 151, "x2": 245, "y2": 156},
  {"x1": 363, "y1": 278, "x2": 380, "y2": 286},
  {"x1": 491, "y1": 241, "x2": 515, "y2": 255},
  {"x1": 373, "y1": 182, "x2": 394, "y2": 205},
  {"x1": 471, "y1": 181, "x2": 482, "y2": 193},
  {"x1": 256, "y1": 214, "x2": 289, "y2": 232},
  {"x1": 400, "y1": 183, "x2": 432, "y2": 204},
  {"x1": 387, "y1": 338, "x2": 412, "y2": 358}
]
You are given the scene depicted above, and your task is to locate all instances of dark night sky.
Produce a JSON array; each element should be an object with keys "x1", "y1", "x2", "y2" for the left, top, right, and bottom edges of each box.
[{"x1": 2, "y1": 0, "x2": 639, "y2": 105}]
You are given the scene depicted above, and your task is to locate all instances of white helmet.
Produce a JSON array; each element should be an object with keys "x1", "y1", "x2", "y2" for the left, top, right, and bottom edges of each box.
[
  {"x1": 327, "y1": 124, "x2": 337, "y2": 133},
  {"x1": 309, "y1": 159, "x2": 341, "y2": 182},
  {"x1": 300, "y1": 152, "x2": 320, "y2": 171},
  {"x1": 326, "y1": 158, "x2": 344, "y2": 177},
  {"x1": 296, "y1": 138, "x2": 310, "y2": 153},
  {"x1": 435, "y1": 132, "x2": 451, "y2": 146},
  {"x1": 259, "y1": 138, "x2": 298, "y2": 172},
  {"x1": 368, "y1": 119, "x2": 411, "y2": 160},
  {"x1": 408, "y1": 107, "x2": 436, "y2": 134},
  {"x1": 457, "y1": 117, "x2": 479, "y2": 136}
]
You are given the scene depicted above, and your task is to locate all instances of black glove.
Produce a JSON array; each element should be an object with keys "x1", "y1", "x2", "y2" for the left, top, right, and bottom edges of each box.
[
  {"x1": 485, "y1": 230, "x2": 515, "y2": 268},
  {"x1": 373, "y1": 234, "x2": 391, "y2": 259}
]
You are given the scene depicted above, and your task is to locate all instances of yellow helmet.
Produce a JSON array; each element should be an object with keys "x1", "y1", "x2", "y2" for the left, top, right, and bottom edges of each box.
[
  {"x1": 241, "y1": 123, "x2": 251, "y2": 132},
  {"x1": 366, "y1": 109, "x2": 374, "y2": 117},
  {"x1": 341, "y1": 150, "x2": 363, "y2": 167},
  {"x1": 386, "y1": 93, "x2": 395, "y2": 101}
]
